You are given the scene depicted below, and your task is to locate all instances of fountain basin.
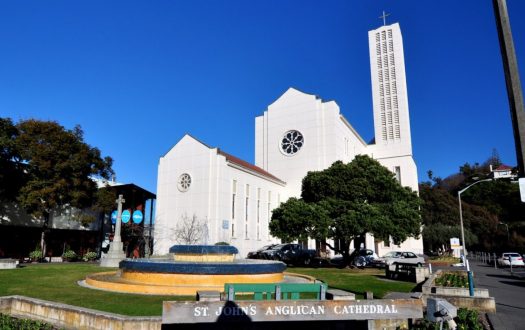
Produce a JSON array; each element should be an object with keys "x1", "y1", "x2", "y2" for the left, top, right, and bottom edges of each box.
[
  {"x1": 169, "y1": 244, "x2": 239, "y2": 262},
  {"x1": 86, "y1": 245, "x2": 287, "y2": 295}
]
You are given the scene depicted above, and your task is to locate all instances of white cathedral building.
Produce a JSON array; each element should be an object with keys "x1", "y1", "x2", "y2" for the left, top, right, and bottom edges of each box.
[{"x1": 154, "y1": 22, "x2": 423, "y2": 258}]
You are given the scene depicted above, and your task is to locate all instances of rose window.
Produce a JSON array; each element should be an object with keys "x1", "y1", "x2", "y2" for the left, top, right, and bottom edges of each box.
[
  {"x1": 177, "y1": 173, "x2": 191, "y2": 192},
  {"x1": 280, "y1": 130, "x2": 304, "y2": 155}
]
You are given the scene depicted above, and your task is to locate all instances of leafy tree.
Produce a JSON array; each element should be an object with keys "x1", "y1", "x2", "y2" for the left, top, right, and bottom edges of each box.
[
  {"x1": 3, "y1": 118, "x2": 114, "y2": 256},
  {"x1": 270, "y1": 155, "x2": 422, "y2": 264},
  {"x1": 0, "y1": 118, "x2": 24, "y2": 202}
]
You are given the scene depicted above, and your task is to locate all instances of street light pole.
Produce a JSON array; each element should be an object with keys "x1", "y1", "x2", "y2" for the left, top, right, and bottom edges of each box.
[{"x1": 458, "y1": 178, "x2": 493, "y2": 257}]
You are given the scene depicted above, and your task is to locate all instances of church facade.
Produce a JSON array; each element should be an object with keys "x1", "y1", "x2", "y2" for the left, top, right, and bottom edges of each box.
[{"x1": 154, "y1": 22, "x2": 423, "y2": 257}]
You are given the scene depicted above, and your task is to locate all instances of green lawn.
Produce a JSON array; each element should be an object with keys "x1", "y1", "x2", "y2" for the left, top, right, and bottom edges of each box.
[
  {"x1": 0, "y1": 263, "x2": 416, "y2": 316},
  {"x1": 0, "y1": 263, "x2": 190, "y2": 316},
  {"x1": 289, "y1": 267, "x2": 416, "y2": 299}
]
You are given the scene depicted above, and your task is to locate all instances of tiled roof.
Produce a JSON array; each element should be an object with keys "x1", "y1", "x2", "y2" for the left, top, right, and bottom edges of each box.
[
  {"x1": 494, "y1": 164, "x2": 513, "y2": 171},
  {"x1": 217, "y1": 149, "x2": 285, "y2": 184}
]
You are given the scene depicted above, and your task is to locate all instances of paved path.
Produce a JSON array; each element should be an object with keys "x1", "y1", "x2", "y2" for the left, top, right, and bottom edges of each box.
[{"x1": 468, "y1": 259, "x2": 525, "y2": 330}]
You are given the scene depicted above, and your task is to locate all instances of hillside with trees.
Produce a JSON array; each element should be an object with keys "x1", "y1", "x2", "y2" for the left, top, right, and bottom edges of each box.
[{"x1": 421, "y1": 150, "x2": 525, "y2": 253}]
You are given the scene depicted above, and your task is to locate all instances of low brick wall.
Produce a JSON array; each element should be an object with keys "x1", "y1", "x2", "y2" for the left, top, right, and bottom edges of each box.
[
  {"x1": 385, "y1": 264, "x2": 430, "y2": 283},
  {"x1": 425, "y1": 294, "x2": 496, "y2": 313},
  {"x1": 0, "y1": 259, "x2": 18, "y2": 269},
  {"x1": 0, "y1": 295, "x2": 161, "y2": 330},
  {"x1": 421, "y1": 270, "x2": 496, "y2": 312}
]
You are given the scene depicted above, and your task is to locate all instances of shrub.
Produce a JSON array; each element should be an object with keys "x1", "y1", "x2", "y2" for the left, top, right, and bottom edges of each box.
[
  {"x1": 82, "y1": 251, "x2": 98, "y2": 262},
  {"x1": 0, "y1": 313, "x2": 56, "y2": 329},
  {"x1": 28, "y1": 250, "x2": 42, "y2": 262},
  {"x1": 456, "y1": 308, "x2": 483, "y2": 330},
  {"x1": 62, "y1": 250, "x2": 77, "y2": 261},
  {"x1": 412, "y1": 308, "x2": 483, "y2": 330},
  {"x1": 434, "y1": 272, "x2": 468, "y2": 288},
  {"x1": 214, "y1": 242, "x2": 230, "y2": 246}
]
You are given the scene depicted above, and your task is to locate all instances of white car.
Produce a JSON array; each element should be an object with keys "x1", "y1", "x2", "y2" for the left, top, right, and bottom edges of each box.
[
  {"x1": 380, "y1": 251, "x2": 425, "y2": 266},
  {"x1": 497, "y1": 252, "x2": 524, "y2": 267}
]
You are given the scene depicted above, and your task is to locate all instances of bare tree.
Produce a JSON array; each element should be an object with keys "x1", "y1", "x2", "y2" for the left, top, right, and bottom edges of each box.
[{"x1": 174, "y1": 214, "x2": 206, "y2": 245}]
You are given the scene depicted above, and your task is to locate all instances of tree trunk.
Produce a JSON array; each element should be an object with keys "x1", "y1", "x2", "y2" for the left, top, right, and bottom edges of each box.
[{"x1": 40, "y1": 212, "x2": 50, "y2": 260}]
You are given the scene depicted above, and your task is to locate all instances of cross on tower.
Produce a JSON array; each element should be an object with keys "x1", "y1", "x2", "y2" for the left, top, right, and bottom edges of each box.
[{"x1": 379, "y1": 11, "x2": 390, "y2": 26}]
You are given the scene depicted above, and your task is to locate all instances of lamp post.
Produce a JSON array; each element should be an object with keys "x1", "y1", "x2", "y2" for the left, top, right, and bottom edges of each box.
[{"x1": 458, "y1": 178, "x2": 493, "y2": 258}]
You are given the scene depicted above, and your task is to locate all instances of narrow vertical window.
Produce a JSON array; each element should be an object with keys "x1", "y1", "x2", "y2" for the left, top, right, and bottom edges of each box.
[
  {"x1": 257, "y1": 188, "x2": 261, "y2": 224},
  {"x1": 232, "y1": 180, "x2": 236, "y2": 237},
  {"x1": 257, "y1": 188, "x2": 261, "y2": 240},
  {"x1": 394, "y1": 166, "x2": 401, "y2": 183},
  {"x1": 232, "y1": 180, "x2": 236, "y2": 220},
  {"x1": 245, "y1": 184, "x2": 249, "y2": 222},
  {"x1": 267, "y1": 191, "x2": 272, "y2": 240},
  {"x1": 245, "y1": 184, "x2": 249, "y2": 238}
]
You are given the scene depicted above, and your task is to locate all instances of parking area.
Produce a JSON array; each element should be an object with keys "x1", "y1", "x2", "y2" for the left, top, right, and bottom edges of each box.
[{"x1": 468, "y1": 259, "x2": 525, "y2": 330}]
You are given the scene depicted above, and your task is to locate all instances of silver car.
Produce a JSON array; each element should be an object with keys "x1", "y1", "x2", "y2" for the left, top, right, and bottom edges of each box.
[{"x1": 380, "y1": 251, "x2": 425, "y2": 266}]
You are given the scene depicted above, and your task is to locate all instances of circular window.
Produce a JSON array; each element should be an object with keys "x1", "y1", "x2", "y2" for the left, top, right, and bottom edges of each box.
[
  {"x1": 177, "y1": 173, "x2": 192, "y2": 192},
  {"x1": 280, "y1": 130, "x2": 304, "y2": 155}
]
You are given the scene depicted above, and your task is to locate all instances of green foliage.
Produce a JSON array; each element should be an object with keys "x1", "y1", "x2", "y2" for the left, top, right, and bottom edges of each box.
[
  {"x1": 456, "y1": 308, "x2": 483, "y2": 330},
  {"x1": 12, "y1": 119, "x2": 114, "y2": 218},
  {"x1": 92, "y1": 186, "x2": 117, "y2": 214},
  {"x1": 421, "y1": 151, "x2": 523, "y2": 252},
  {"x1": 0, "y1": 118, "x2": 25, "y2": 203},
  {"x1": 413, "y1": 308, "x2": 483, "y2": 330},
  {"x1": 82, "y1": 251, "x2": 98, "y2": 261},
  {"x1": 214, "y1": 242, "x2": 230, "y2": 245},
  {"x1": 0, "y1": 313, "x2": 56, "y2": 330},
  {"x1": 28, "y1": 250, "x2": 42, "y2": 261},
  {"x1": 434, "y1": 272, "x2": 468, "y2": 288},
  {"x1": 62, "y1": 250, "x2": 77, "y2": 261},
  {"x1": 270, "y1": 156, "x2": 421, "y2": 262},
  {"x1": 269, "y1": 197, "x2": 330, "y2": 243}
]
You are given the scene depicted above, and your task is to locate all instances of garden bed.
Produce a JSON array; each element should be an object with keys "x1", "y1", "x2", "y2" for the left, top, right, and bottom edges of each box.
[{"x1": 421, "y1": 269, "x2": 495, "y2": 312}]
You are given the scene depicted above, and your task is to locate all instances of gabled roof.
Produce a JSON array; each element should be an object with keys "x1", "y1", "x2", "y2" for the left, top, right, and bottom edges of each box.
[
  {"x1": 268, "y1": 87, "x2": 327, "y2": 107},
  {"x1": 217, "y1": 149, "x2": 285, "y2": 184},
  {"x1": 163, "y1": 133, "x2": 285, "y2": 185},
  {"x1": 161, "y1": 133, "x2": 212, "y2": 158},
  {"x1": 494, "y1": 164, "x2": 513, "y2": 171}
]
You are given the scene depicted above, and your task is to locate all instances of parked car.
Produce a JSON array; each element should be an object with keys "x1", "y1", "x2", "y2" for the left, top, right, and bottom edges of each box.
[
  {"x1": 497, "y1": 252, "x2": 524, "y2": 267},
  {"x1": 378, "y1": 251, "x2": 425, "y2": 266},
  {"x1": 246, "y1": 244, "x2": 277, "y2": 259},
  {"x1": 259, "y1": 243, "x2": 317, "y2": 266},
  {"x1": 350, "y1": 249, "x2": 380, "y2": 268}
]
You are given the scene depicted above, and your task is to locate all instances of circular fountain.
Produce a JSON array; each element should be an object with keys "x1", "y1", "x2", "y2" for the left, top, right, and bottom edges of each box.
[{"x1": 85, "y1": 245, "x2": 288, "y2": 295}]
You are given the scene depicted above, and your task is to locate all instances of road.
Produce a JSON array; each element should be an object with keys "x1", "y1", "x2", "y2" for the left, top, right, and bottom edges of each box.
[{"x1": 468, "y1": 259, "x2": 525, "y2": 330}]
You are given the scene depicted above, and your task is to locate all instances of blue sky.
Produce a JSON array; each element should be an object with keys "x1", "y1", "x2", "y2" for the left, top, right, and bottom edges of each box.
[{"x1": 1, "y1": 0, "x2": 524, "y2": 194}]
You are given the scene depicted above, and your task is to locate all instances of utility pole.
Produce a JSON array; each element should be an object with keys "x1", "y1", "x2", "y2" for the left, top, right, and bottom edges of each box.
[
  {"x1": 493, "y1": 0, "x2": 525, "y2": 176},
  {"x1": 100, "y1": 195, "x2": 126, "y2": 267}
]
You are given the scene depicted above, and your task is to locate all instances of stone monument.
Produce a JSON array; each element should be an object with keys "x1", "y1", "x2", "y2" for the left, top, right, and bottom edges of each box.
[{"x1": 100, "y1": 194, "x2": 126, "y2": 267}]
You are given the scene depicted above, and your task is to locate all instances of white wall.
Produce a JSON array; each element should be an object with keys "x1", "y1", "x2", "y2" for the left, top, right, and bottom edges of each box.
[{"x1": 154, "y1": 135, "x2": 285, "y2": 258}]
